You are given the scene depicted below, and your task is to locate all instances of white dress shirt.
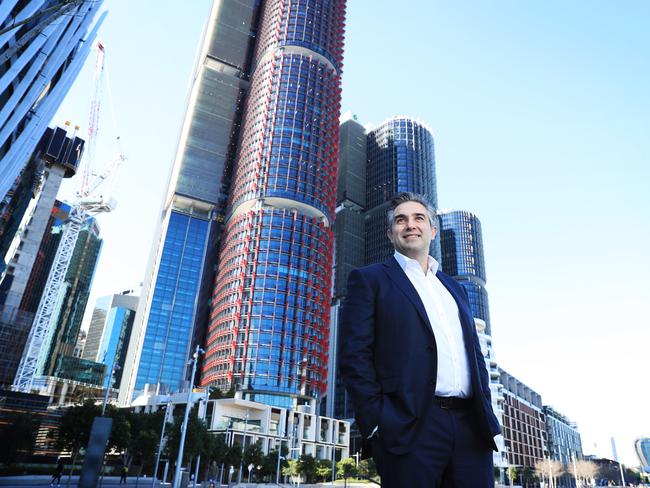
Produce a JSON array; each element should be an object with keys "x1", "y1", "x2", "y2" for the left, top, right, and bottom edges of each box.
[{"x1": 394, "y1": 251, "x2": 472, "y2": 398}]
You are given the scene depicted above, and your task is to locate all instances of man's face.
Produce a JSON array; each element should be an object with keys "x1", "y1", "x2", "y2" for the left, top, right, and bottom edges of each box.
[{"x1": 387, "y1": 201, "x2": 436, "y2": 259}]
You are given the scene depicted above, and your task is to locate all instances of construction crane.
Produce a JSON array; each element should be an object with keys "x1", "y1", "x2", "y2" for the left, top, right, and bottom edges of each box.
[
  {"x1": 12, "y1": 41, "x2": 125, "y2": 393},
  {"x1": 81, "y1": 40, "x2": 104, "y2": 195}
]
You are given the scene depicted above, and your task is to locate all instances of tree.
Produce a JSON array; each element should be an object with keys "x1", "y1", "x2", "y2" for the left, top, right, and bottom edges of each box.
[
  {"x1": 107, "y1": 406, "x2": 132, "y2": 458},
  {"x1": 55, "y1": 401, "x2": 130, "y2": 457},
  {"x1": 574, "y1": 460, "x2": 598, "y2": 487},
  {"x1": 261, "y1": 446, "x2": 288, "y2": 481},
  {"x1": 358, "y1": 458, "x2": 378, "y2": 480},
  {"x1": 165, "y1": 405, "x2": 211, "y2": 469},
  {"x1": 534, "y1": 460, "x2": 546, "y2": 485},
  {"x1": 224, "y1": 445, "x2": 242, "y2": 471},
  {"x1": 55, "y1": 400, "x2": 131, "y2": 482},
  {"x1": 55, "y1": 401, "x2": 100, "y2": 456},
  {"x1": 506, "y1": 466, "x2": 518, "y2": 486},
  {"x1": 551, "y1": 460, "x2": 564, "y2": 485},
  {"x1": 315, "y1": 458, "x2": 334, "y2": 482},
  {"x1": 538, "y1": 460, "x2": 564, "y2": 488},
  {"x1": 243, "y1": 442, "x2": 264, "y2": 481},
  {"x1": 209, "y1": 385, "x2": 236, "y2": 400},
  {"x1": 521, "y1": 466, "x2": 533, "y2": 487},
  {"x1": 534, "y1": 460, "x2": 552, "y2": 487},
  {"x1": 282, "y1": 459, "x2": 299, "y2": 482},
  {"x1": 124, "y1": 409, "x2": 166, "y2": 475},
  {"x1": 202, "y1": 434, "x2": 228, "y2": 481},
  {"x1": 0, "y1": 412, "x2": 38, "y2": 464},
  {"x1": 336, "y1": 457, "x2": 357, "y2": 480},
  {"x1": 297, "y1": 453, "x2": 317, "y2": 483}
]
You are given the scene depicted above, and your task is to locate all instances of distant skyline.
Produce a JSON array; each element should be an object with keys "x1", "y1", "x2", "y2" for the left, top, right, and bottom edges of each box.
[{"x1": 52, "y1": 0, "x2": 649, "y2": 466}]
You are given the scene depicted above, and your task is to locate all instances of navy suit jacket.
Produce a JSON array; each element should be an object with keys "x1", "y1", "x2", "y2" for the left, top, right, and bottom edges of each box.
[{"x1": 339, "y1": 257, "x2": 501, "y2": 455}]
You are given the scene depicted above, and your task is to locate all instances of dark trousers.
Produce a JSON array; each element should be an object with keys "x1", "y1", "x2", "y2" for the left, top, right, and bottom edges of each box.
[{"x1": 373, "y1": 400, "x2": 494, "y2": 487}]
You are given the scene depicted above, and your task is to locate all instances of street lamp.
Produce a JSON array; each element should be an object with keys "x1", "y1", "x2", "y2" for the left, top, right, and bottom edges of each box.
[
  {"x1": 237, "y1": 409, "x2": 250, "y2": 484},
  {"x1": 217, "y1": 418, "x2": 233, "y2": 486},
  {"x1": 172, "y1": 345, "x2": 204, "y2": 488},
  {"x1": 101, "y1": 364, "x2": 120, "y2": 416},
  {"x1": 152, "y1": 400, "x2": 172, "y2": 487},
  {"x1": 275, "y1": 414, "x2": 284, "y2": 485},
  {"x1": 191, "y1": 387, "x2": 211, "y2": 488},
  {"x1": 289, "y1": 445, "x2": 301, "y2": 487},
  {"x1": 352, "y1": 451, "x2": 360, "y2": 468}
]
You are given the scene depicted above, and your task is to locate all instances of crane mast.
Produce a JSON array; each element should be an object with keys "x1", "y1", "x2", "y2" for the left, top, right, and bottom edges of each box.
[{"x1": 12, "y1": 208, "x2": 85, "y2": 391}]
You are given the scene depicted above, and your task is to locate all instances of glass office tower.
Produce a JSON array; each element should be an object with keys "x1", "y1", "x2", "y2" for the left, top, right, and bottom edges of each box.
[
  {"x1": 119, "y1": 0, "x2": 262, "y2": 405},
  {"x1": 364, "y1": 117, "x2": 439, "y2": 265},
  {"x1": 201, "y1": 0, "x2": 346, "y2": 408},
  {"x1": 438, "y1": 209, "x2": 491, "y2": 334},
  {"x1": 327, "y1": 117, "x2": 366, "y2": 419},
  {"x1": 83, "y1": 293, "x2": 138, "y2": 388}
]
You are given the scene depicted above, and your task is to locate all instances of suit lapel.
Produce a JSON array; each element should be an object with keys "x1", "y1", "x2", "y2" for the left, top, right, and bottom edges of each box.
[{"x1": 382, "y1": 258, "x2": 435, "y2": 340}]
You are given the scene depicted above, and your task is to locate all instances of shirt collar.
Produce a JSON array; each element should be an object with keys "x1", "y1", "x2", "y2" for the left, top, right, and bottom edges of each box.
[{"x1": 394, "y1": 251, "x2": 439, "y2": 275}]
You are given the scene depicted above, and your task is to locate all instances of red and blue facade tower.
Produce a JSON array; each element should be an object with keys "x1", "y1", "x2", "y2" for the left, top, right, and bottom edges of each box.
[{"x1": 201, "y1": 0, "x2": 346, "y2": 407}]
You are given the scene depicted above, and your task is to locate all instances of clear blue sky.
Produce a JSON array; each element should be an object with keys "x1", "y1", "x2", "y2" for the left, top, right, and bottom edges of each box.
[{"x1": 54, "y1": 0, "x2": 649, "y2": 465}]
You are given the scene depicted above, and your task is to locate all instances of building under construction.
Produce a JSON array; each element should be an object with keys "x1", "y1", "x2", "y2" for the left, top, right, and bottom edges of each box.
[{"x1": 0, "y1": 126, "x2": 84, "y2": 387}]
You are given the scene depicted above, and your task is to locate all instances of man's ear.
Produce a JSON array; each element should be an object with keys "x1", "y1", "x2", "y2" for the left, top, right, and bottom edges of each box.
[
  {"x1": 387, "y1": 228, "x2": 393, "y2": 243},
  {"x1": 431, "y1": 226, "x2": 437, "y2": 240}
]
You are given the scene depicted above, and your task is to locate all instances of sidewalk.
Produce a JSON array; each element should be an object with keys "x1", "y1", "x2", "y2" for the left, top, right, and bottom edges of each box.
[
  {"x1": 0, "y1": 478, "x2": 375, "y2": 488},
  {"x1": 0, "y1": 475, "x2": 165, "y2": 487}
]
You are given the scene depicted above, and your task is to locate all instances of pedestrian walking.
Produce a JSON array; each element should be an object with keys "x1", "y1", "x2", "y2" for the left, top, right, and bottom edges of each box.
[
  {"x1": 50, "y1": 458, "x2": 64, "y2": 486},
  {"x1": 119, "y1": 465, "x2": 128, "y2": 484}
]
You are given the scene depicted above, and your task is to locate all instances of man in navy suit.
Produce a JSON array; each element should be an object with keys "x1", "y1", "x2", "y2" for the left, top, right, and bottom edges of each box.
[{"x1": 339, "y1": 192, "x2": 500, "y2": 487}]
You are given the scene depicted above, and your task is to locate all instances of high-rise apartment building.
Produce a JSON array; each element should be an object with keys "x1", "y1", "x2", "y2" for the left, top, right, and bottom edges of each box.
[
  {"x1": 84, "y1": 292, "x2": 138, "y2": 389},
  {"x1": 500, "y1": 369, "x2": 548, "y2": 468},
  {"x1": 365, "y1": 117, "x2": 439, "y2": 265},
  {"x1": 438, "y1": 209, "x2": 491, "y2": 334},
  {"x1": 475, "y1": 318, "x2": 508, "y2": 473},
  {"x1": 543, "y1": 405, "x2": 583, "y2": 465},
  {"x1": 119, "y1": 1, "x2": 263, "y2": 405},
  {"x1": 0, "y1": 0, "x2": 105, "y2": 200},
  {"x1": 201, "y1": 0, "x2": 346, "y2": 408}
]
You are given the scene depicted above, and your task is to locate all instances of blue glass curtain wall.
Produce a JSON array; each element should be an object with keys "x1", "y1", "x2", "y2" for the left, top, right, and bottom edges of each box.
[{"x1": 135, "y1": 211, "x2": 209, "y2": 393}]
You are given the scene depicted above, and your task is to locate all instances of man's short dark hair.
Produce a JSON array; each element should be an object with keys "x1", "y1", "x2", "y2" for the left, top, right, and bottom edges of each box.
[{"x1": 386, "y1": 192, "x2": 437, "y2": 230}]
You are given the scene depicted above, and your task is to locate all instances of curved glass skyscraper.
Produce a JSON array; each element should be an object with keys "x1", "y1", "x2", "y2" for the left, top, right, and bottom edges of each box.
[
  {"x1": 438, "y1": 210, "x2": 491, "y2": 334},
  {"x1": 201, "y1": 0, "x2": 346, "y2": 407},
  {"x1": 365, "y1": 117, "x2": 438, "y2": 264},
  {"x1": 0, "y1": 1, "x2": 105, "y2": 200},
  {"x1": 636, "y1": 438, "x2": 650, "y2": 473}
]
